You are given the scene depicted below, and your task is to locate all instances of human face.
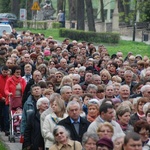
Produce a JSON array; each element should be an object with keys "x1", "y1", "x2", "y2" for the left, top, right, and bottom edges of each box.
[
  {"x1": 85, "y1": 73, "x2": 92, "y2": 83},
  {"x1": 101, "y1": 74, "x2": 108, "y2": 81},
  {"x1": 72, "y1": 77, "x2": 80, "y2": 85},
  {"x1": 39, "y1": 101, "x2": 49, "y2": 112},
  {"x1": 143, "y1": 88, "x2": 150, "y2": 97},
  {"x1": 14, "y1": 69, "x2": 21, "y2": 78},
  {"x1": 88, "y1": 89, "x2": 97, "y2": 98},
  {"x1": 118, "y1": 112, "x2": 130, "y2": 125},
  {"x1": 2, "y1": 70, "x2": 9, "y2": 77},
  {"x1": 72, "y1": 85, "x2": 83, "y2": 96},
  {"x1": 33, "y1": 71, "x2": 42, "y2": 83},
  {"x1": 124, "y1": 73, "x2": 133, "y2": 83},
  {"x1": 119, "y1": 87, "x2": 130, "y2": 100},
  {"x1": 139, "y1": 128, "x2": 150, "y2": 142},
  {"x1": 114, "y1": 137, "x2": 124, "y2": 150},
  {"x1": 25, "y1": 68, "x2": 32, "y2": 75},
  {"x1": 83, "y1": 96, "x2": 90, "y2": 105},
  {"x1": 55, "y1": 73, "x2": 63, "y2": 83},
  {"x1": 62, "y1": 89, "x2": 72, "y2": 101},
  {"x1": 97, "y1": 125, "x2": 113, "y2": 139},
  {"x1": 146, "y1": 113, "x2": 150, "y2": 124},
  {"x1": 88, "y1": 105, "x2": 98, "y2": 117},
  {"x1": 84, "y1": 138, "x2": 97, "y2": 150},
  {"x1": 31, "y1": 86, "x2": 42, "y2": 97},
  {"x1": 123, "y1": 139, "x2": 142, "y2": 150},
  {"x1": 114, "y1": 85, "x2": 120, "y2": 96},
  {"x1": 68, "y1": 104, "x2": 80, "y2": 121},
  {"x1": 93, "y1": 77, "x2": 101, "y2": 85},
  {"x1": 24, "y1": 54, "x2": 30, "y2": 63},
  {"x1": 97, "y1": 146, "x2": 109, "y2": 150},
  {"x1": 54, "y1": 128, "x2": 67, "y2": 144},
  {"x1": 52, "y1": 101, "x2": 60, "y2": 114},
  {"x1": 102, "y1": 108, "x2": 114, "y2": 122},
  {"x1": 105, "y1": 86, "x2": 114, "y2": 98},
  {"x1": 97, "y1": 91, "x2": 105, "y2": 99}
]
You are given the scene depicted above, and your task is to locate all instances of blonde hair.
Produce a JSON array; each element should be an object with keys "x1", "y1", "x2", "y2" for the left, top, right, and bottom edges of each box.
[
  {"x1": 112, "y1": 75, "x2": 122, "y2": 83},
  {"x1": 97, "y1": 122, "x2": 114, "y2": 134},
  {"x1": 59, "y1": 75, "x2": 73, "y2": 88},
  {"x1": 100, "y1": 69, "x2": 111, "y2": 80}
]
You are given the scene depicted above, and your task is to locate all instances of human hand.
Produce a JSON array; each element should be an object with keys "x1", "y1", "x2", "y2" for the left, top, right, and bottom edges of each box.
[{"x1": 8, "y1": 93, "x2": 13, "y2": 96}]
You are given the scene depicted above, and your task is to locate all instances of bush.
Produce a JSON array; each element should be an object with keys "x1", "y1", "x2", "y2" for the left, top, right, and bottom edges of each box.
[
  {"x1": 59, "y1": 28, "x2": 120, "y2": 43},
  {"x1": 25, "y1": 21, "x2": 47, "y2": 29},
  {"x1": 52, "y1": 22, "x2": 62, "y2": 28},
  {"x1": 17, "y1": 21, "x2": 23, "y2": 28}
]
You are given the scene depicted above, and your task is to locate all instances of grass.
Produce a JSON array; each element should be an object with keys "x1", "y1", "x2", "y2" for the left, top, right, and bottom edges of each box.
[
  {"x1": 0, "y1": 141, "x2": 7, "y2": 150},
  {"x1": 16, "y1": 28, "x2": 150, "y2": 58}
]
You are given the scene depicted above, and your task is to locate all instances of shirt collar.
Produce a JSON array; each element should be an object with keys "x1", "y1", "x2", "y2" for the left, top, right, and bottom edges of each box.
[{"x1": 70, "y1": 117, "x2": 80, "y2": 124}]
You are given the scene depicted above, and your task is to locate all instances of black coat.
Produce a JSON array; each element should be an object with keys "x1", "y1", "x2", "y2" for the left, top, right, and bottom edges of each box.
[
  {"x1": 58, "y1": 116, "x2": 90, "y2": 142},
  {"x1": 24, "y1": 111, "x2": 44, "y2": 150}
]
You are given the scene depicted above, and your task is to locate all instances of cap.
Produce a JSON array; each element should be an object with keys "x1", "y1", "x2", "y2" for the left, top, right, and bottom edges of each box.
[
  {"x1": 135, "y1": 54, "x2": 142, "y2": 59},
  {"x1": 96, "y1": 137, "x2": 114, "y2": 149}
]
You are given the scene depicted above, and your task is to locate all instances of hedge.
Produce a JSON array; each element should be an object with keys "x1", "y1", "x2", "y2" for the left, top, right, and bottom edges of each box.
[{"x1": 59, "y1": 28, "x2": 120, "y2": 43}]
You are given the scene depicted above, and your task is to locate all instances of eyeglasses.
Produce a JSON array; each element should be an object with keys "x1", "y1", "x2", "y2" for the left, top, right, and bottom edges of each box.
[
  {"x1": 56, "y1": 76, "x2": 62, "y2": 78},
  {"x1": 55, "y1": 132, "x2": 64, "y2": 137},
  {"x1": 98, "y1": 130, "x2": 112, "y2": 133}
]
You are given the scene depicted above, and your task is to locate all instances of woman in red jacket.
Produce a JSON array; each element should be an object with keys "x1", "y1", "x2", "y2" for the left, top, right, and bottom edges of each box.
[{"x1": 5, "y1": 66, "x2": 26, "y2": 110}]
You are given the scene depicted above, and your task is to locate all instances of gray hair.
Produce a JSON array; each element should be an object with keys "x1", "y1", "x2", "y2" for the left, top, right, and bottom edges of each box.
[
  {"x1": 141, "y1": 85, "x2": 150, "y2": 93},
  {"x1": 124, "y1": 70, "x2": 134, "y2": 77},
  {"x1": 87, "y1": 84, "x2": 98, "y2": 92},
  {"x1": 72, "y1": 74, "x2": 80, "y2": 80},
  {"x1": 66, "y1": 100, "x2": 80, "y2": 112},
  {"x1": 82, "y1": 132, "x2": 99, "y2": 147},
  {"x1": 119, "y1": 84, "x2": 130, "y2": 92},
  {"x1": 36, "y1": 97, "x2": 49, "y2": 109},
  {"x1": 49, "y1": 93, "x2": 61, "y2": 103},
  {"x1": 53, "y1": 125, "x2": 70, "y2": 143},
  {"x1": 60, "y1": 86, "x2": 72, "y2": 95},
  {"x1": 78, "y1": 66, "x2": 86, "y2": 73}
]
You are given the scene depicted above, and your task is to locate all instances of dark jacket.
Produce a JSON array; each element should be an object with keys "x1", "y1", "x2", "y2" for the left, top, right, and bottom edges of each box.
[
  {"x1": 58, "y1": 116, "x2": 90, "y2": 143},
  {"x1": 129, "y1": 113, "x2": 140, "y2": 126},
  {"x1": 24, "y1": 111, "x2": 44, "y2": 150}
]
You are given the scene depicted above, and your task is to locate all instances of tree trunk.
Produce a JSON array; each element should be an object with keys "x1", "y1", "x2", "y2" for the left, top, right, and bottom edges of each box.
[
  {"x1": 57, "y1": 0, "x2": 64, "y2": 13},
  {"x1": 11, "y1": 0, "x2": 20, "y2": 17},
  {"x1": 85, "y1": 0, "x2": 96, "y2": 31},
  {"x1": 100, "y1": 0, "x2": 105, "y2": 22},
  {"x1": 76, "y1": 0, "x2": 85, "y2": 30}
]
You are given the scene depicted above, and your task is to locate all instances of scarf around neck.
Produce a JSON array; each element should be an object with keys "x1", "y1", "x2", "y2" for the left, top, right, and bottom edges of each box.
[{"x1": 12, "y1": 75, "x2": 22, "y2": 85}]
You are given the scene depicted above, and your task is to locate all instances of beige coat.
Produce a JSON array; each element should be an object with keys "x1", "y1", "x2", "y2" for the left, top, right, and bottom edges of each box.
[
  {"x1": 42, "y1": 113, "x2": 68, "y2": 148},
  {"x1": 49, "y1": 139, "x2": 82, "y2": 150}
]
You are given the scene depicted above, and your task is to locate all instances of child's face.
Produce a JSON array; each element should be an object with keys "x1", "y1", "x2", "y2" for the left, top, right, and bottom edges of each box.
[{"x1": 83, "y1": 96, "x2": 90, "y2": 105}]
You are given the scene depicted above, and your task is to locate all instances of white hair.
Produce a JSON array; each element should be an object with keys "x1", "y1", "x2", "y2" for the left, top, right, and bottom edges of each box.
[
  {"x1": 143, "y1": 102, "x2": 150, "y2": 114},
  {"x1": 36, "y1": 97, "x2": 49, "y2": 109},
  {"x1": 141, "y1": 85, "x2": 150, "y2": 93},
  {"x1": 112, "y1": 133, "x2": 125, "y2": 142},
  {"x1": 66, "y1": 100, "x2": 80, "y2": 112}
]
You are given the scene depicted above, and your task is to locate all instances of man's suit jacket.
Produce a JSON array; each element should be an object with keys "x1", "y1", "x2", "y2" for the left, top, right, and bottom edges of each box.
[{"x1": 58, "y1": 116, "x2": 90, "y2": 142}]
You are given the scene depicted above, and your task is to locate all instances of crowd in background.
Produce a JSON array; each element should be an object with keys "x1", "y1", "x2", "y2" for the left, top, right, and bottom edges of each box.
[{"x1": 0, "y1": 29, "x2": 150, "y2": 150}]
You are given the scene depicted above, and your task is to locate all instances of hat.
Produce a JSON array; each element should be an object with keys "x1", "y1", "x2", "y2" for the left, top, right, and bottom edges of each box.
[
  {"x1": 96, "y1": 137, "x2": 114, "y2": 149},
  {"x1": 30, "y1": 53, "x2": 38, "y2": 58},
  {"x1": 88, "y1": 99, "x2": 100, "y2": 106},
  {"x1": 135, "y1": 54, "x2": 142, "y2": 59}
]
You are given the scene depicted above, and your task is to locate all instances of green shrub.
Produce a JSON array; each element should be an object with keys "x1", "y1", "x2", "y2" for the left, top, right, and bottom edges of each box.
[
  {"x1": 17, "y1": 21, "x2": 24, "y2": 28},
  {"x1": 25, "y1": 21, "x2": 48, "y2": 29},
  {"x1": 52, "y1": 22, "x2": 62, "y2": 28},
  {"x1": 59, "y1": 28, "x2": 120, "y2": 43}
]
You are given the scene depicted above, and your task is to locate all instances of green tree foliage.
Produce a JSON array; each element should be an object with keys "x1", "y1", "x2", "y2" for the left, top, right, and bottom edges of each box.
[{"x1": 0, "y1": 0, "x2": 11, "y2": 12}]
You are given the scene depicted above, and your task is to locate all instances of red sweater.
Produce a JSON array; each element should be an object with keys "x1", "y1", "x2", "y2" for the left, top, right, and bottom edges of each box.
[
  {"x1": 0, "y1": 74, "x2": 9, "y2": 101},
  {"x1": 4, "y1": 77, "x2": 26, "y2": 105}
]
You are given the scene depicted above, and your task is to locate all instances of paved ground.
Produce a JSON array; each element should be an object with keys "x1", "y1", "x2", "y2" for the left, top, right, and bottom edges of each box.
[{"x1": 0, "y1": 132, "x2": 22, "y2": 150}]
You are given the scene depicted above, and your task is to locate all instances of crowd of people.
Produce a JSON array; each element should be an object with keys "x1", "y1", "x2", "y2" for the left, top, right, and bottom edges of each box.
[{"x1": 0, "y1": 28, "x2": 150, "y2": 150}]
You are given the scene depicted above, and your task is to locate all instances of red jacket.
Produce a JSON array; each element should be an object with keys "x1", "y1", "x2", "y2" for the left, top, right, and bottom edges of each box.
[
  {"x1": 0, "y1": 74, "x2": 9, "y2": 101},
  {"x1": 4, "y1": 77, "x2": 26, "y2": 105}
]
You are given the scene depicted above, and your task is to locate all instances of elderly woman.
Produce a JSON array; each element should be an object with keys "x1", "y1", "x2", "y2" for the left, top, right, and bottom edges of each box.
[
  {"x1": 134, "y1": 120, "x2": 150, "y2": 147},
  {"x1": 100, "y1": 69, "x2": 112, "y2": 85},
  {"x1": 49, "y1": 125, "x2": 82, "y2": 150},
  {"x1": 86, "y1": 84, "x2": 98, "y2": 98},
  {"x1": 112, "y1": 133, "x2": 125, "y2": 150},
  {"x1": 37, "y1": 63, "x2": 49, "y2": 80},
  {"x1": 97, "y1": 122, "x2": 114, "y2": 139},
  {"x1": 42, "y1": 98, "x2": 67, "y2": 149},
  {"x1": 86, "y1": 99, "x2": 100, "y2": 122},
  {"x1": 82, "y1": 132, "x2": 99, "y2": 150},
  {"x1": 116, "y1": 105, "x2": 133, "y2": 134},
  {"x1": 129, "y1": 97, "x2": 148, "y2": 126}
]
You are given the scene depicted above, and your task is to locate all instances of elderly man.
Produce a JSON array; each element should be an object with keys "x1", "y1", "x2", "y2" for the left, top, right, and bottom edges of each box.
[
  {"x1": 121, "y1": 70, "x2": 137, "y2": 94},
  {"x1": 117, "y1": 85, "x2": 130, "y2": 102},
  {"x1": 86, "y1": 84, "x2": 98, "y2": 98},
  {"x1": 23, "y1": 97, "x2": 49, "y2": 150},
  {"x1": 105, "y1": 85, "x2": 115, "y2": 99},
  {"x1": 92, "y1": 74, "x2": 101, "y2": 86},
  {"x1": 58, "y1": 101, "x2": 90, "y2": 142},
  {"x1": 72, "y1": 74, "x2": 80, "y2": 85},
  {"x1": 88, "y1": 103, "x2": 124, "y2": 138},
  {"x1": 58, "y1": 58, "x2": 68, "y2": 75},
  {"x1": 60, "y1": 85, "x2": 72, "y2": 105},
  {"x1": 141, "y1": 85, "x2": 150, "y2": 100},
  {"x1": 72, "y1": 84, "x2": 83, "y2": 97}
]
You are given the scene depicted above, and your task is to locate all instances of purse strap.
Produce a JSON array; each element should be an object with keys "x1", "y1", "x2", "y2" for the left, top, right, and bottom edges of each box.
[{"x1": 74, "y1": 141, "x2": 76, "y2": 150}]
